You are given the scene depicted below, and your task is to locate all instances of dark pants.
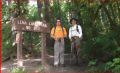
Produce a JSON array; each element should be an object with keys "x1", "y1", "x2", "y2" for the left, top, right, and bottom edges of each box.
[{"x1": 71, "y1": 37, "x2": 81, "y2": 64}]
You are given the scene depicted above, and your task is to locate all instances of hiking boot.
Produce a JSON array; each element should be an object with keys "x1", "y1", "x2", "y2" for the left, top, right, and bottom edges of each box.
[{"x1": 54, "y1": 63, "x2": 59, "y2": 67}]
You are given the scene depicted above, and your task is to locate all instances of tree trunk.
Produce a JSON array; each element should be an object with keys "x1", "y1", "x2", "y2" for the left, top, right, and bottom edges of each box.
[
  {"x1": 44, "y1": 0, "x2": 50, "y2": 22},
  {"x1": 41, "y1": 33, "x2": 47, "y2": 65},
  {"x1": 37, "y1": 0, "x2": 43, "y2": 20}
]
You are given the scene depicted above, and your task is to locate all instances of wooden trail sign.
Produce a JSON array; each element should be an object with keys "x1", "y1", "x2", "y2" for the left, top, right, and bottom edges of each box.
[
  {"x1": 11, "y1": 18, "x2": 50, "y2": 67},
  {"x1": 12, "y1": 18, "x2": 50, "y2": 33}
]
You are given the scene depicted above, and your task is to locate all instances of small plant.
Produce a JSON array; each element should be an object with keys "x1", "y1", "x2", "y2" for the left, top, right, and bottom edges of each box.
[
  {"x1": 88, "y1": 59, "x2": 97, "y2": 66},
  {"x1": 105, "y1": 58, "x2": 120, "y2": 73},
  {"x1": 11, "y1": 67, "x2": 26, "y2": 73},
  {"x1": 38, "y1": 65, "x2": 46, "y2": 73},
  {"x1": 87, "y1": 59, "x2": 100, "y2": 72}
]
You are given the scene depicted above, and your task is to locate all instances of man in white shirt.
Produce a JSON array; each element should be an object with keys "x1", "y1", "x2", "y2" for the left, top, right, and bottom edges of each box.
[{"x1": 69, "y1": 18, "x2": 82, "y2": 64}]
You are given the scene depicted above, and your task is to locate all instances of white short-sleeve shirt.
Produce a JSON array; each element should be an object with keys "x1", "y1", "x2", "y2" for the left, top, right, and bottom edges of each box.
[{"x1": 69, "y1": 24, "x2": 82, "y2": 39}]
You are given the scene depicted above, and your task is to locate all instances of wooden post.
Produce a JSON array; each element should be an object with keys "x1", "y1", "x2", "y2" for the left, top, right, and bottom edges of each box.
[
  {"x1": 41, "y1": 33, "x2": 50, "y2": 71},
  {"x1": 41, "y1": 33, "x2": 46, "y2": 65},
  {"x1": 16, "y1": 31, "x2": 23, "y2": 67}
]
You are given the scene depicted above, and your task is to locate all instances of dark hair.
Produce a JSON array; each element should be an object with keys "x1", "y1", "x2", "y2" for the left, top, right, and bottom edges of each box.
[
  {"x1": 56, "y1": 18, "x2": 61, "y2": 21},
  {"x1": 56, "y1": 18, "x2": 62, "y2": 25},
  {"x1": 53, "y1": 18, "x2": 64, "y2": 36},
  {"x1": 70, "y1": 18, "x2": 78, "y2": 24}
]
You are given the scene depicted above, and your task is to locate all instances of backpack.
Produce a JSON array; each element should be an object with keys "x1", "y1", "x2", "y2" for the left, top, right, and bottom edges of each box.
[
  {"x1": 76, "y1": 25, "x2": 80, "y2": 34},
  {"x1": 76, "y1": 25, "x2": 83, "y2": 40}
]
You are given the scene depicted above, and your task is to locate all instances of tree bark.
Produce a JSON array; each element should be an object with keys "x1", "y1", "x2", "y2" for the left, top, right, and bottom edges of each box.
[
  {"x1": 37, "y1": 0, "x2": 43, "y2": 20},
  {"x1": 44, "y1": 0, "x2": 50, "y2": 22}
]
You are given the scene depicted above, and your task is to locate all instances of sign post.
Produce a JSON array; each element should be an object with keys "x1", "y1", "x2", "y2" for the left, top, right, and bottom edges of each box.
[
  {"x1": 41, "y1": 33, "x2": 46, "y2": 65},
  {"x1": 16, "y1": 31, "x2": 23, "y2": 67},
  {"x1": 11, "y1": 18, "x2": 50, "y2": 67}
]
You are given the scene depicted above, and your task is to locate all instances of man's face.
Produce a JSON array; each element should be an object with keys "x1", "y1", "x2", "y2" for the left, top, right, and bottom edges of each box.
[
  {"x1": 56, "y1": 20, "x2": 61, "y2": 26},
  {"x1": 71, "y1": 19, "x2": 76, "y2": 25}
]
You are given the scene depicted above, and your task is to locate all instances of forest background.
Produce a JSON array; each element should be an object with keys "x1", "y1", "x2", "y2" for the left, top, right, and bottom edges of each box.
[{"x1": 2, "y1": 0, "x2": 120, "y2": 72}]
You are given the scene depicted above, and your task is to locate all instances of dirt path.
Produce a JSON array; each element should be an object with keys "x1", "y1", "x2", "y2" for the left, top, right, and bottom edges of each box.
[{"x1": 2, "y1": 54, "x2": 87, "y2": 73}]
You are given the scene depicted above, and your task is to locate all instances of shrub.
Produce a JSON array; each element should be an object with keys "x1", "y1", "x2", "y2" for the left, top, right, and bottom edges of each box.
[
  {"x1": 105, "y1": 58, "x2": 120, "y2": 72},
  {"x1": 11, "y1": 67, "x2": 26, "y2": 73}
]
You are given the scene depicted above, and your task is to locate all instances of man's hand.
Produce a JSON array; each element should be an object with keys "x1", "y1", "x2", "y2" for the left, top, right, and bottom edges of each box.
[
  {"x1": 71, "y1": 36, "x2": 80, "y2": 42},
  {"x1": 71, "y1": 37, "x2": 75, "y2": 42},
  {"x1": 74, "y1": 36, "x2": 79, "y2": 39},
  {"x1": 51, "y1": 35, "x2": 58, "y2": 41}
]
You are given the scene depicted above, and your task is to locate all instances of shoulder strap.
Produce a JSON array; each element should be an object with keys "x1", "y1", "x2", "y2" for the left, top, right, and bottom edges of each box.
[
  {"x1": 76, "y1": 25, "x2": 80, "y2": 33},
  {"x1": 53, "y1": 26, "x2": 56, "y2": 36},
  {"x1": 62, "y1": 27, "x2": 64, "y2": 36}
]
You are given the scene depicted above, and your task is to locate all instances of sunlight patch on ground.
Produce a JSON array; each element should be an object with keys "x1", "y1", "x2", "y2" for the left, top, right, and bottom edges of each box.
[
  {"x1": 48, "y1": 55, "x2": 54, "y2": 58},
  {"x1": 23, "y1": 58, "x2": 41, "y2": 62},
  {"x1": 1, "y1": 67, "x2": 7, "y2": 70},
  {"x1": 13, "y1": 58, "x2": 41, "y2": 62}
]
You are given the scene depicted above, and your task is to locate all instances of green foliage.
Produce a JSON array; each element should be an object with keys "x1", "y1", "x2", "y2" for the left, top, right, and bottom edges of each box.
[
  {"x1": 27, "y1": 5, "x2": 40, "y2": 20},
  {"x1": 23, "y1": 32, "x2": 41, "y2": 56},
  {"x1": 11, "y1": 67, "x2": 26, "y2": 73},
  {"x1": 38, "y1": 65, "x2": 45, "y2": 72},
  {"x1": 8, "y1": 2, "x2": 29, "y2": 18},
  {"x1": 105, "y1": 58, "x2": 120, "y2": 72},
  {"x1": 2, "y1": 2, "x2": 10, "y2": 22},
  {"x1": 2, "y1": 2, "x2": 12, "y2": 59},
  {"x1": 52, "y1": 0, "x2": 61, "y2": 18},
  {"x1": 88, "y1": 59, "x2": 97, "y2": 66},
  {"x1": 2, "y1": 23, "x2": 12, "y2": 60}
]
